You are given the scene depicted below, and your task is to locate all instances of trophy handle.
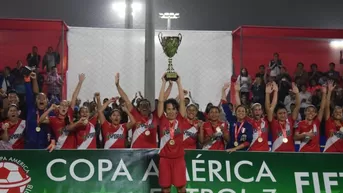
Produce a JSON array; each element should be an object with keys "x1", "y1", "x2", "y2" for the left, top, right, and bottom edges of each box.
[
  {"x1": 178, "y1": 33, "x2": 182, "y2": 45},
  {"x1": 158, "y1": 32, "x2": 163, "y2": 45}
]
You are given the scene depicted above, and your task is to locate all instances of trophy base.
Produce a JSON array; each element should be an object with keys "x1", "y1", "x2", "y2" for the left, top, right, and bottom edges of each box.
[{"x1": 165, "y1": 72, "x2": 178, "y2": 81}]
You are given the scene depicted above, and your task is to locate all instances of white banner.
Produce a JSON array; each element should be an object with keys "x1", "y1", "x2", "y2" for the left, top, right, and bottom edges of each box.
[{"x1": 67, "y1": 27, "x2": 232, "y2": 110}]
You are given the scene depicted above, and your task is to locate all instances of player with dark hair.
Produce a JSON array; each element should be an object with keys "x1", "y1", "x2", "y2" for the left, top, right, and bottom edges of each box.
[
  {"x1": 38, "y1": 74, "x2": 85, "y2": 149},
  {"x1": 266, "y1": 81, "x2": 300, "y2": 152},
  {"x1": 220, "y1": 83, "x2": 253, "y2": 152},
  {"x1": 157, "y1": 73, "x2": 187, "y2": 193},
  {"x1": 115, "y1": 73, "x2": 167, "y2": 148}
]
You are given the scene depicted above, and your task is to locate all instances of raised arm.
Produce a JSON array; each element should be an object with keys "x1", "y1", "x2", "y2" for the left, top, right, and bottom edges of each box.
[
  {"x1": 32, "y1": 73, "x2": 39, "y2": 94},
  {"x1": 265, "y1": 82, "x2": 277, "y2": 122},
  {"x1": 325, "y1": 81, "x2": 335, "y2": 121},
  {"x1": 221, "y1": 83, "x2": 235, "y2": 122},
  {"x1": 98, "y1": 97, "x2": 115, "y2": 125},
  {"x1": 163, "y1": 81, "x2": 173, "y2": 100},
  {"x1": 39, "y1": 104, "x2": 58, "y2": 123},
  {"x1": 115, "y1": 73, "x2": 134, "y2": 112},
  {"x1": 234, "y1": 81, "x2": 241, "y2": 106},
  {"x1": 24, "y1": 73, "x2": 37, "y2": 111},
  {"x1": 122, "y1": 105, "x2": 136, "y2": 129},
  {"x1": 176, "y1": 76, "x2": 186, "y2": 118},
  {"x1": 70, "y1": 74, "x2": 85, "y2": 110},
  {"x1": 317, "y1": 86, "x2": 327, "y2": 122},
  {"x1": 290, "y1": 83, "x2": 300, "y2": 121},
  {"x1": 157, "y1": 75, "x2": 167, "y2": 118}
]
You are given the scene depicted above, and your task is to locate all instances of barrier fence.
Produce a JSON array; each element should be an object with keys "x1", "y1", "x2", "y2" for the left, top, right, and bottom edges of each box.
[{"x1": 0, "y1": 150, "x2": 342, "y2": 193}]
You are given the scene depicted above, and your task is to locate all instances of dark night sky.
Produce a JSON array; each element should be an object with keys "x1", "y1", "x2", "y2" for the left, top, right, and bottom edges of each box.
[{"x1": 0, "y1": 0, "x2": 343, "y2": 30}]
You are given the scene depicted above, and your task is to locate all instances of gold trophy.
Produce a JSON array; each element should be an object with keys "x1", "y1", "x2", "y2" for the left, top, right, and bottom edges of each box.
[{"x1": 158, "y1": 32, "x2": 182, "y2": 81}]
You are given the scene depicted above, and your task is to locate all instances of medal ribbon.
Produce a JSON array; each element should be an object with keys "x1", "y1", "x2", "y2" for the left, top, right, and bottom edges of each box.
[
  {"x1": 234, "y1": 122, "x2": 245, "y2": 142},
  {"x1": 256, "y1": 120, "x2": 263, "y2": 138},
  {"x1": 169, "y1": 121, "x2": 175, "y2": 140},
  {"x1": 279, "y1": 122, "x2": 287, "y2": 139},
  {"x1": 36, "y1": 111, "x2": 40, "y2": 127}
]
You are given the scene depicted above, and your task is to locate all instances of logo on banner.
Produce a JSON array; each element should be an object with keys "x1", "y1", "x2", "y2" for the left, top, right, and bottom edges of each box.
[{"x1": 0, "y1": 157, "x2": 33, "y2": 193}]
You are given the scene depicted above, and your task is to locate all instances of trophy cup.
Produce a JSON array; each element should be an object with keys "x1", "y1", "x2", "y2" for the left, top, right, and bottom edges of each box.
[{"x1": 158, "y1": 32, "x2": 182, "y2": 81}]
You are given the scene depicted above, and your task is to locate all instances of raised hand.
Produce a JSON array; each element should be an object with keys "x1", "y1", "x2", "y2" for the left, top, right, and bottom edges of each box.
[
  {"x1": 328, "y1": 80, "x2": 336, "y2": 91},
  {"x1": 30, "y1": 72, "x2": 37, "y2": 79},
  {"x1": 265, "y1": 83, "x2": 273, "y2": 94},
  {"x1": 94, "y1": 92, "x2": 100, "y2": 99},
  {"x1": 79, "y1": 73, "x2": 85, "y2": 82},
  {"x1": 321, "y1": 85, "x2": 327, "y2": 94},
  {"x1": 175, "y1": 72, "x2": 181, "y2": 83},
  {"x1": 161, "y1": 73, "x2": 166, "y2": 83},
  {"x1": 272, "y1": 81, "x2": 278, "y2": 92},
  {"x1": 115, "y1": 73, "x2": 120, "y2": 86},
  {"x1": 222, "y1": 82, "x2": 231, "y2": 91},
  {"x1": 290, "y1": 82, "x2": 299, "y2": 94},
  {"x1": 234, "y1": 81, "x2": 240, "y2": 91}
]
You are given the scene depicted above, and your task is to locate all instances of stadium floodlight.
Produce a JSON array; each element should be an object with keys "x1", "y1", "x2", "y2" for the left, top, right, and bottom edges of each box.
[
  {"x1": 159, "y1": 12, "x2": 180, "y2": 30},
  {"x1": 112, "y1": 2, "x2": 142, "y2": 19},
  {"x1": 330, "y1": 40, "x2": 343, "y2": 48}
]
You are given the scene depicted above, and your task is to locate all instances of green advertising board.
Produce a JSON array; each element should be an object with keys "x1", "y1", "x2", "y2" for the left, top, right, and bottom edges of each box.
[{"x1": 0, "y1": 150, "x2": 342, "y2": 193}]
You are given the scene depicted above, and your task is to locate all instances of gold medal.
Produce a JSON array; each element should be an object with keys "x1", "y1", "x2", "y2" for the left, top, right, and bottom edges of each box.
[
  {"x1": 340, "y1": 127, "x2": 343, "y2": 132},
  {"x1": 283, "y1": 138, "x2": 288, "y2": 143},
  {"x1": 36, "y1": 127, "x2": 41, "y2": 132},
  {"x1": 169, "y1": 139, "x2": 175, "y2": 145},
  {"x1": 145, "y1": 130, "x2": 150, "y2": 136},
  {"x1": 234, "y1": 141, "x2": 239, "y2": 146},
  {"x1": 83, "y1": 120, "x2": 88, "y2": 125},
  {"x1": 258, "y1": 137, "x2": 263, "y2": 143}
]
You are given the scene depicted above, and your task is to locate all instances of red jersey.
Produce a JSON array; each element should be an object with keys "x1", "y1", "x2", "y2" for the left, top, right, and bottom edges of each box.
[
  {"x1": 296, "y1": 118, "x2": 320, "y2": 152},
  {"x1": 247, "y1": 117, "x2": 269, "y2": 152},
  {"x1": 102, "y1": 121, "x2": 127, "y2": 149},
  {"x1": 158, "y1": 114, "x2": 187, "y2": 159},
  {"x1": 270, "y1": 117, "x2": 295, "y2": 152},
  {"x1": 183, "y1": 119, "x2": 199, "y2": 149},
  {"x1": 76, "y1": 116, "x2": 98, "y2": 149},
  {"x1": 202, "y1": 121, "x2": 228, "y2": 150},
  {"x1": 324, "y1": 118, "x2": 343, "y2": 152},
  {"x1": 0, "y1": 120, "x2": 25, "y2": 149},
  {"x1": 49, "y1": 108, "x2": 76, "y2": 149},
  {"x1": 130, "y1": 108, "x2": 158, "y2": 148}
]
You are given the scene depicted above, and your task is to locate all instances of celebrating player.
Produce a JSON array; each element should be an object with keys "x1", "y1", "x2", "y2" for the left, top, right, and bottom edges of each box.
[
  {"x1": 234, "y1": 82, "x2": 269, "y2": 151},
  {"x1": 157, "y1": 73, "x2": 187, "y2": 193},
  {"x1": 183, "y1": 104, "x2": 202, "y2": 149},
  {"x1": 38, "y1": 74, "x2": 85, "y2": 149},
  {"x1": 0, "y1": 104, "x2": 25, "y2": 149},
  {"x1": 115, "y1": 73, "x2": 159, "y2": 148},
  {"x1": 294, "y1": 86, "x2": 326, "y2": 152},
  {"x1": 221, "y1": 83, "x2": 253, "y2": 152},
  {"x1": 98, "y1": 95, "x2": 136, "y2": 149},
  {"x1": 24, "y1": 72, "x2": 55, "y2": 151},
  {"x1": 323, "y1": 81, "x2": 343, "y2": 152},
  {"x1": 266, "y1": 82, "x2": 300, "y2": 152}
]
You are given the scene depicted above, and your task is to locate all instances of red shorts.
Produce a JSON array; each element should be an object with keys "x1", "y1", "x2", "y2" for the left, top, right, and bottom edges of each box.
[{"x1": 159, "y1": 156, "x2": 186, "y2": 188}]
